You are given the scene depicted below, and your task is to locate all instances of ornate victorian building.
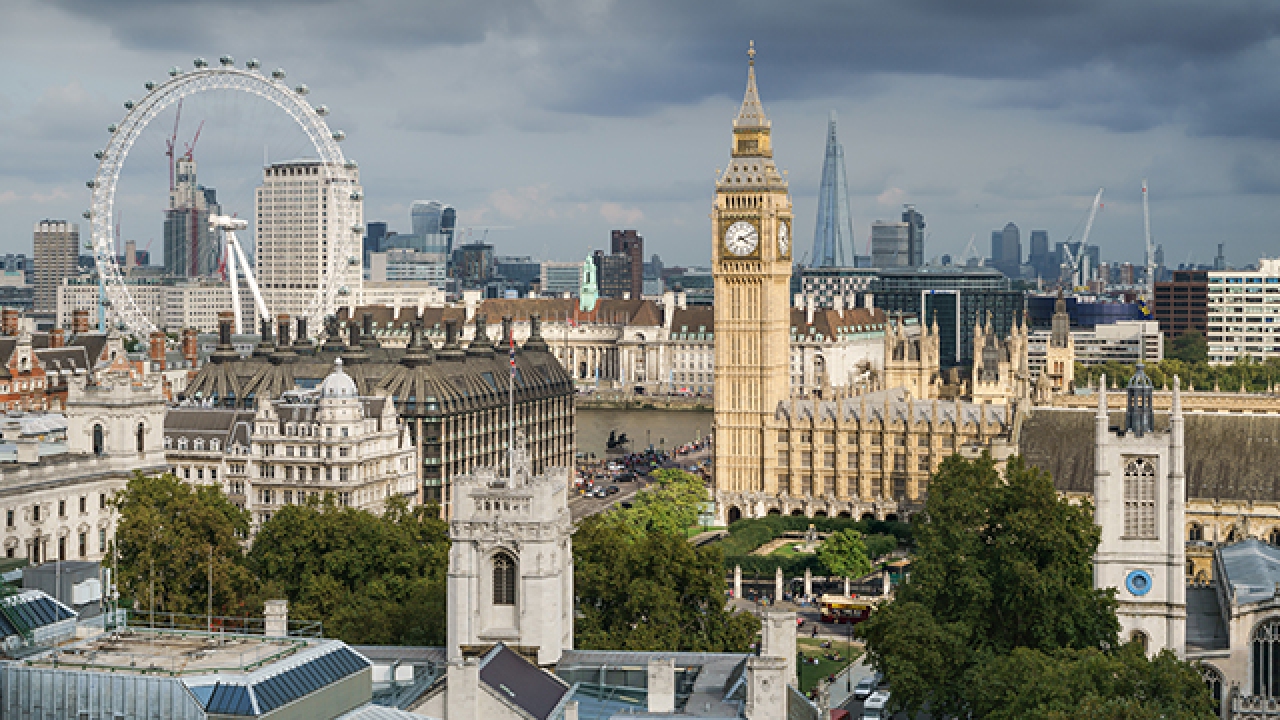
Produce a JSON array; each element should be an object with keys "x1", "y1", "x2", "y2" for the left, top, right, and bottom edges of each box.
[{"x1": 182, "y1": 311, "x2": 574, "y2": 515}]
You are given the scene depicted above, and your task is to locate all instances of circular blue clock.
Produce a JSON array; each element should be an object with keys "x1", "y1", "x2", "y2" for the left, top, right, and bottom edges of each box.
[{"x1": 1126, "y1": 570, "x2": 1153, "y2": 596}]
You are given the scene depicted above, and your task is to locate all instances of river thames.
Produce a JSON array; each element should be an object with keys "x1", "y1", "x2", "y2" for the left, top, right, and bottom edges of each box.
[{"x1": 576, "y1": 407, "x2": 712, "y2": 458}]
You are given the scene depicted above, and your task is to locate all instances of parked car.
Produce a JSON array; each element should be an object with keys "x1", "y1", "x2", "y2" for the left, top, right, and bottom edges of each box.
[
  {"x1": 853, "y1": 676, "x2": 876, "y2": 701},
  {"x1": 617, "y1": 472, "x2": 635, "y2": 482},
  {"x1": 862, "y1": 690, "x2": 890, "y2": 720},
  {"x1": 606, "y1": 485, "x2": 620, "y2": 495}
]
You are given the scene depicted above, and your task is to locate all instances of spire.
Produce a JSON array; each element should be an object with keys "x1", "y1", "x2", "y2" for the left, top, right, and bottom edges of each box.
[{"x1": 734, "y1": 41, "x2": 769, "y2": 129}]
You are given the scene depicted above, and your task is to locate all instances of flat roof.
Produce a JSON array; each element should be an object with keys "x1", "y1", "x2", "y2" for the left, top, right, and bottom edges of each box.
[{"x1": 29, "y1": 628, "x2": 307, "y2": 676}]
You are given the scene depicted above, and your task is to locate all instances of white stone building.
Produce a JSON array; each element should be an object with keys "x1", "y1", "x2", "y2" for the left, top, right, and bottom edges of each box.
[
  {"x1": 1208, "y1": 258, "x2": 1280, "y2": 365},
  {"x1": 0, "y1": 374, "x2": 167, "y2": 565},
  {"x1": 165, "y1": 358, "x2": 417, "y2": 530}
]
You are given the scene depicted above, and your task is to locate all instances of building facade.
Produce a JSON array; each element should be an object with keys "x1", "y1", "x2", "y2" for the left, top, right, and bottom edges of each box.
[
  {"x1": 33, "y1": 221, "x2": 78, "y2": 314},
  {"x1": 1207, "y1": 259, "x2": 1280, "y2": 365},
  {"x1": 1154, "y1": 269, "x2": 1208, "y2": 340},
  {"x1": 711, "y1": 44, "x2": 795, "y2": 499},
  {"x1": 163, "y1": 156, "x2": 221, "y2": 278},
  {"x1": 255, "y1": 160, "x2": 363, "y2": 325},
  {"x1": 799, "y1": 267, "x2": 877, "y2": 309},
  {"x1": 870, "y1": 221, "x2": 909, "y2": 269},
  {"x1": 610, "y1": 230, "x2": 644, "y2": 300},
  {"x1": 812, "y1": 113, "x2": 853, "y2": 268}
]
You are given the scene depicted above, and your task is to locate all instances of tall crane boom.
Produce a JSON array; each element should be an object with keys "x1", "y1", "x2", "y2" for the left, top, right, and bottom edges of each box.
[
  {"x1": 1143, "y1": 180, "x2": 1154, "y2": 308},
  {"x1": 1081, "y1": 187, "x2": 1104, "y2": 248}
]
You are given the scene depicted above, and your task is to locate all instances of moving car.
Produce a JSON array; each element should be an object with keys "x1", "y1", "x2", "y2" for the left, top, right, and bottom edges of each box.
[
  {"x1": 606, "y1": 485, "x2": 620, "y2": 495},
  {"x1": 862, "y1": 690, "x2": 890, "y2": 720},
  {"x1": 852, "y1": 676, "x2": 876, "y2": 701}
]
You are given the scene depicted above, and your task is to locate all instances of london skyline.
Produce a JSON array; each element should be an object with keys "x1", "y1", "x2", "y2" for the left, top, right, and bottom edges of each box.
[{"x1": 1, "y1": 1, "x2": 1278, "y2": 268}]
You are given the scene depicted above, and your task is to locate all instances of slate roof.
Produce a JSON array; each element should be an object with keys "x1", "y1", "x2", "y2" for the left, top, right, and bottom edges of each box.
[
  {"x1": 1020, "y1": 407, "x2": 1280, "y2": 501},
  {"x1": 1186, "y1": 585, "x2": 1229, "y2": 652},
  {"x1": 478, "y1": 644, "x2": 572, "y2": 720},
  {"x1": 1218, "y1": 539, "x2": 1280, "y2": 606}
]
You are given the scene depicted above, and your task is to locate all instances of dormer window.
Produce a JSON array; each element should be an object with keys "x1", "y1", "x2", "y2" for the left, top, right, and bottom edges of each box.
[{"x1": 177, "y1": 437, "x2": 188, "y2": 450}]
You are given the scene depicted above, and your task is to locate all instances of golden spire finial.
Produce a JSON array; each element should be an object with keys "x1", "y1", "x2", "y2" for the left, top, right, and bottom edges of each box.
[
  {"x1": 735, "y1": 41, "x2": 768, "y2": 129},
  {"x1": 748, "y1": 40, "x2": 756, "y2": 66}
]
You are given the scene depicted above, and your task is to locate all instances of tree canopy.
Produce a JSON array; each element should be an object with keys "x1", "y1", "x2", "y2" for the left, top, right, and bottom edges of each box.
[
  {"x1": 858, "y1": 453, "x2": 1213, "y2": 718},
  {"x1": 574, "y1": 469, "x2": 759, "y2": 652},
  {"x1": 816, "y1": 528, "x2": 871, "y2": 580},
  {"x1": 1168, "y1": 330, "x2": 1208, "y2": 365}
]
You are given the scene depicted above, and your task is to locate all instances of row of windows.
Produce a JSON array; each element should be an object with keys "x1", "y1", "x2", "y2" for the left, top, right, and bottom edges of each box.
[
  {"x1": 5, "y1": 494, "x2": 107, "y2": 528},
  {"x1": 6, "y1": 529, "x2": 107, "y2": 561},
  {"x1": 778, "y1": 431, "x2": 955, "y2": 449}
]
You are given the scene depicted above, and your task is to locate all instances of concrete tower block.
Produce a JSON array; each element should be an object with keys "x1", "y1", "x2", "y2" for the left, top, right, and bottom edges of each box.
[
  {"x1": 647, "y1": 657, "x2": 675, "y2": 714},
  {"x1": 745, "y1": 656, "x2": 788, "y2": 720},
  {"x1": 760, "y1": 610, "x2": 797, "y2": 686}
]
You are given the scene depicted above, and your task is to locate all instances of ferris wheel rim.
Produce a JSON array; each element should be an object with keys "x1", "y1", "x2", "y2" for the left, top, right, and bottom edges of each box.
[{"x1": 88, "y1": 62, "x2": 355, "y2": 340}]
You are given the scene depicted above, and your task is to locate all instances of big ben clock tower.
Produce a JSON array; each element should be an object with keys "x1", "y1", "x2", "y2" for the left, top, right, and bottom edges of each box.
[{"x1": 712, "y1": 42, "x2": 794, "y2": 510}]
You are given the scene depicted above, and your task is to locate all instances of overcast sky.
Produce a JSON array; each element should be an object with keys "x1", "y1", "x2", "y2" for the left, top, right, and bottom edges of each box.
[{"x1": 2, "y1": 0, "x2": 1279, "y2": 269}]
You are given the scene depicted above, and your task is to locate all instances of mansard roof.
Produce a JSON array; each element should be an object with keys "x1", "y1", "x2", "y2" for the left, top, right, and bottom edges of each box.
[{"x1": 1020, "y1": 407, "x2": 1280, "y2": 502}]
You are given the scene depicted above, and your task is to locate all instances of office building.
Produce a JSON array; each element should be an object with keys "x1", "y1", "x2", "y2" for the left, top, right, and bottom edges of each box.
[
  {"x1": 870, "y1": 221, "x2": 910, "y2": 269},
  {"x1": 369, "y1": 249, "x2": 448, "y2": 288},
  {"x1": 254, "y1": 160, "x2": 364, "y2": 323},
  {"x1": 0, "y1": 254, "x2": 33, "y2": 286},
  {"x1": 1207, "y1": 258, "x2": 1280, "y2": 364},
  {"x1": 452, "y1": 242, "x2": 494, "y2": 288},
  {"x1": 163, "y1": 155, "x2": 222, "y2": 278},
  {"x1": 991, "y1": 222, "x2": 1021, "y2": 278},
  {"x1": 409, "y1": 200, "x2": 456, "y2": 254},
  {"x1": 902, "y1": 205, "x2": 925, "y2": 268},
  {"x1": 1028, "y1": 230, "x2": 1053, "y2": 279},
  {"x1": 593, "y1": 249, "x2": 633, "y2": 299},
  {"x1": 1025, "y1": 294, "x2": 1144, "y2": 330},
  {"x1": 1154, "y1": 269, "x2": 1208, "y2": 340},
  {"x1": 871, "y1": 266, "x2": 1024, "y2": 367},
  {"x1": 540, "y1": 261, "x2": 583, "y2": 297},
  {"x1": 494, "y1": 255, "x2": 541, "y2": 295},
  {"x1": 799, "y1": 267, "x2": 877, "y2": 309},
  {"x1": 811, "y1": 112, "x2": 853, "y2": 267},
  {"x1": 1030, "y1": 320, "x2": 1162, "y2": 368},
  {"x1": 363, "y1": 220, "x2": 388, "y2": 266},
  {"x1": 610, "y1": 230, "x2": 644, "y2": 299},
  {"x1": 32, "y1": 221, "x2": 78, "y2": 314}
]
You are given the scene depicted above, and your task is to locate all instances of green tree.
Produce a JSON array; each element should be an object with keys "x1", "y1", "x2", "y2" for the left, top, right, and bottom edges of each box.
[
  {"x1": 622, "y1": 469, "x2": 707, "y2": 535},
  {"x1": 113, "y1": 472, "x2": 256, "y2": 616},
  {"x1": 864, "y1": 533, "x2": 898, "y2": 562},
  {"x1": 248, "y1": 496, "x2": 449, "y2": 645},
  {"x1": 859, "y1": 453, "x2": 1121, "y2": 716},
  {"x1": 817, "y1": 528, "x2": 871, "y2": 579},
  {"x1": 1168, "y1": 330, "x2": 1208, "y2": 365},
  {"x1": 574, "y1": 513, "x2": 759, "y2": 652}
]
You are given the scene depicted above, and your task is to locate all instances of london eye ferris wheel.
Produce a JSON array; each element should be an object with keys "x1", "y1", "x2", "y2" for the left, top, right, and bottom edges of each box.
[{"x1": 85, "y1": 55, "x2": 359, "y2": 340}]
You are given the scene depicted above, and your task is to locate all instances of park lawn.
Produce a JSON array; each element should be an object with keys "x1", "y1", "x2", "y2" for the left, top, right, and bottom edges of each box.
[
  {"x1": 770, "y1": 543, "x2": 802, "y2": 558},
  {"x1": 795, "y1": 636, "x2": 862, "y2": 693}
]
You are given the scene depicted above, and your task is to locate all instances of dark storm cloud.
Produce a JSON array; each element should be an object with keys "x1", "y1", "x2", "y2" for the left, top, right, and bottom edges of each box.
[{"x1": 50, "y1": 0, "x2": 1280, "y2": 142}]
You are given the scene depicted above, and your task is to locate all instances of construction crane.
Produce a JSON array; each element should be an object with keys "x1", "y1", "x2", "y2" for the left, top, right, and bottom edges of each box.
[
  {"x1": 962, "y1": 233, "x2": 979, "y2": 265},
  {"x1": 1143, "y1": 179, "x2": 1154, "y2": 313},
  {"x1": 1059, "y1": 187, "x2": 1104, "y2": 289},
  {"x1": 165, "y1": 98, "x2": 183, "y2": 191}
]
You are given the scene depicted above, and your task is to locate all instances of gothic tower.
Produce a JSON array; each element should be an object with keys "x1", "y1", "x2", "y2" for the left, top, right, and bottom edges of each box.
[
  {"x1": 712, "y1": 42, "x2": 794, "y2": 508},
  {"x1": 1093, "y1": 367, "x2": 1185, "y2": 656},
  {"x1": 1044, "y1": 289, "x2": 1075, "y2": 392}
]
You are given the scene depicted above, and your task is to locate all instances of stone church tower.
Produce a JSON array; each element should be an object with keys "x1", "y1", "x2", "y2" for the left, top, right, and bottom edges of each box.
[
  {"x1": 712, "y1": 42, "x2": 795, "y2": 505},
  {"x1": 1093, "y1": 367, "x2": 1185, "y2": 655},
  {"x1": 446, "y1": 436, "x2": 574, "y2": 666}
]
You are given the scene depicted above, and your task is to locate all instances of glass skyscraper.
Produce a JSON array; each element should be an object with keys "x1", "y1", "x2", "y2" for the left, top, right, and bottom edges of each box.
[{"x1": 811, "y1": 112, "x2": 853, "y2": 267}]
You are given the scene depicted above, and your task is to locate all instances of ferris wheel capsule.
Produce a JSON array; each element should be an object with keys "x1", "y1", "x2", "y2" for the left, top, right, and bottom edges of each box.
[
  {"x1": 169, "y1": 66, "x2": 182, "y2": 77},
  {"x1": 123, "y1": 100, "x2": 134, "y2": 110},
  {"x1": 246, "y1": 58, "x2": 260, "y2": 70},
  {"x1": 145, "y1": 81, "x2": 155, "y2": 91},
  {"x1": 94, "y1": 151, "x2": 104, "y2": 160},
  {"x1": 220, "y1": 55, "x2": 234, "y2": 66},
  {"x1": 332, "y1": 130, "x2": 346, "y2": 141},
  {"x1": 294, "y1": 84, "x2": 309, "y2": 96},
  {"x1": 272, "y1": 68, "x2": 286, "y2": 80},
  {"x1": 194, "y1": 57, "x2": 208, "y2": 69},
  {"x1": 315, "y1": 104, "x2": 329, "y2": 117},
  {"x1": 86, "y1": 180, "x2": 96, "y2": 188},
  {"x1": 107, "y1": 124, "x2": 117, "y2": 133},
  {"x1": 82, "y1": 211, "x2": 91, "y2": 220}
]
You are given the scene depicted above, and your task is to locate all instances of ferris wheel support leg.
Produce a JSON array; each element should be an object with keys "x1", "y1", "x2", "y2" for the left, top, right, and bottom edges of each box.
[
  {"x1": 229, "y1": 232, "x2": 270, "y2": 328},
  {"x1": 227, "y1": 239, "x2": 243, "y2": 336}
]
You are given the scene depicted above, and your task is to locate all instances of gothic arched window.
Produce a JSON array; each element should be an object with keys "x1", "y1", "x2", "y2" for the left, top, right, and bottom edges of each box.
[
  {"x1": 1189, "y1": 523, "x2": 1204, "y2": 543},
  {"x1": 1255, "y1": 620, "x2": 1280, "y2": 697},
  {"x1": 1270, "y1": 528, "x2": 1280, "y2": 546},
  {"x1": 1200, "y1": 663, "x2": 1223, "y2": 709},
  {"x1": 493, "y1": 552, "x2": 516, "y2": 606},
  {"x1": 1123, "y1": 458, "x2": 1157, "y2": 539},
  {"x1": 1131, "y1": 630, "x2": 1149, "y2": 655},
  {"x1": 92, "y1": 424, "x2": 104, "y2": 456}
]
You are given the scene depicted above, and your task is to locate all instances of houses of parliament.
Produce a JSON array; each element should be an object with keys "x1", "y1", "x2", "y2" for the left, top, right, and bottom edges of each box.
[{"x1": 709, "y1": 47, "x2": 1280, "y2": 573}]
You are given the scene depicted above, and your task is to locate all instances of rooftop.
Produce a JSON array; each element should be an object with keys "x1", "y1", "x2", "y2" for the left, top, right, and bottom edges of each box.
[{"x1": 30, "y1": 628, "x2": 308, "y2": 676}]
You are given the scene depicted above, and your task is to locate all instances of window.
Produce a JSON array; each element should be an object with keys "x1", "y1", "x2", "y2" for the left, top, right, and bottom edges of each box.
[
  {"x1": 799, "y1": 432, "x2": 810, "y2": 444},
  {"x1": 1123, "y1": 457, "x2": 1157, "y2": 539},
  {"x1": 778, "y1": 451, "x2": 789, "y2": 465},
  {"x1": 801, "y1": 453, "x2": 811, "y2": 468},
  {"x1": 197, "y1": 468, "x2": 204, "y2": 480},
  {"x1": 58, "y1": 500, "x2": 65, "y2": 518},
  {"x1": 894, "y1": 454, "x2": 906, "y2": 472},
  {"x1": 93, "y1": 424, "x2": 104, "y2": 455},
  {"x1": 339, "y1": 447, "x2": 350, "y2": 457},
  {"x1": 918, "y1": 455, "x2": 931, "y2": 471},
  {"x1": 871, "y1": 454, "x2": 882, "y2": 470},
  {"x1": 210, "y1": 439, "x2": 220, "y2": 452},
  {"x1": 918, "y1": 435, "x2": 929, "y2": 448},
  {"x1": 340, "y1": 468, "x2": 350, "y2": 482},
  {"x1": 136, "y1": 423, "x2": 145, "y2": 453},
  {"x1": 493, "y1": 553, "x2": 517, "y2": 605},
  {"x1": 778, "y1": 431, "x2": 789, "y2": 443},
  {"x1": 100, "y1": 493, "x2": 106, "y2": 509},
  {"x1": 1189, "y1": 523, "x2": 1205, "y2": 542},
  {"x1": 824, "y1": 452, "x2": 834, "y2": 469},
  {"x1": 78, "y1": 532, "x2": 86, "y2": 558},
  {"x1": 211, "y1": 468, "x2": 217, "y2": 480},
  {"x1": 184, "y1": 467, "x2": 191, "y2": 480},
  {"x1": 79, "y1": 497, "x2": 86, "y2": 514},
  {"x1": 847, "y1": 452, "x2": 858, "y2": 468},
  {"x1": 194, "y1": 438, "x2": 204, "y2": 451},
  {"x1": 5, "y1": 509, "x2": 11, "y2": 528},
  {"x1": 177, "y1": 437, "x2": 188, "y2": 450},
  {"x1": 341, "y1": 427, "x2": 349, "y2": 438}
]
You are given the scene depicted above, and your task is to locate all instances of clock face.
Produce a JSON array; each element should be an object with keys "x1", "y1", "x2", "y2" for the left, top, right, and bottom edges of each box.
[
  {"x1": 724, "y1": 221, "x2": 759, "y2": 256},
  {"x1": 778, "y1": 221, "x2": 790, "y2": 255}
]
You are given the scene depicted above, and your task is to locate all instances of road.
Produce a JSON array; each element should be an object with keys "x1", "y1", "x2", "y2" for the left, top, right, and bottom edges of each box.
[{"x1": 568, "y1": 443, "x2": 712, "y2": 522}]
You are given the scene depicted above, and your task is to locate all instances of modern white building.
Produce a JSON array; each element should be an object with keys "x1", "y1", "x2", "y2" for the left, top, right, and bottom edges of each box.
[
  {"x1": 1207, "y1": 258, "x2": 1280, "y2": 364},
  {"x1": 1029, "y1": 320, "x2": 1162, "y2": 376},
  {"x1": 540, "y1": 261, "x2": 584, "y2": 297},
  {"x1": 254, "y1": 160, "x2": 364, "y2": 324}
]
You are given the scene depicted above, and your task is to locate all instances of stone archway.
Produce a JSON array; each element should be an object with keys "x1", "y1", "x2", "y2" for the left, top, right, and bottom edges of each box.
[
  {"x1": 814, "y1": 511, "x2": 828, "y2": 517},
  {"x1": 838, "y1": 511, "x2": 851, "y2": 518},
  {"x1": 767, "y1": 508, "x2": 781, "y2": 516},
  {"x1": 727, "y1": 506, "x2": 743, "y2": 524},
  {"x1": 790, "y1": 509, "x2": 805, "y2": 517},
  {"x1": 861, "y1": 513, "x2": 875, "y2": 521},
  {"x1": 884, "y1": 513, "x2": 899, "y2": 523}
]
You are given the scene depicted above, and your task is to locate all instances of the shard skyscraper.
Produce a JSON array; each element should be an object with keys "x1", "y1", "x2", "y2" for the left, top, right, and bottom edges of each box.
[{"x1": 811, "y1": 112, "x2": 853, "y2": 267}]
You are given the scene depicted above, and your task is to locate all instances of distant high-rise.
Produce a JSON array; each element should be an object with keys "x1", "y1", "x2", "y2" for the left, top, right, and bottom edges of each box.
[
  {"x1": 811, "y1": 112, "x2": 853, "y2": 267},
  {"x1": 33, "y1": 221, "x2": 78, "y2": 314},
  {"x1": 991, "y1": 222, "x2": 1021, "y2": 278},
  {"x1": 902, "y1": 204, "x2": 925, "y2": 267},
  {"x1": 163, "y1": 156, "x2": 222, "y2": 278},
  {"x1": 610, "y1": 229, "x2": 644, "y2": 299},
  {"x1": 410, "y1": 201, "x2": 456, "y2": 256},
  {"x1": 1029, "y1": 230, "x2": 1052, "y2": 278},
  {"x1": 870, "y1": 221, "x2": 909, "y2": 268},
  {"x1": 255, "y1": 160, "x2": 363, "y2": 322}
]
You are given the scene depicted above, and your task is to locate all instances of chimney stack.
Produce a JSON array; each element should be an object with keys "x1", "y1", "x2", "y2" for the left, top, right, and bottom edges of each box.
[
  {"x1": 72, "y1": 309, "x2": 90, "y2": 335},
  {"x1": 217, "y1": 311, "x2": 233, "y2": 348},
  {"x1": 264, "y1": 599, "x2": 289, "y2": 637},
  {"x1": 2, "y1": 308, "x2": 19, "y2": 336},
  {"x1": 182, "y1": 328, "x2": 199, "y2": 366},
  {"x1": 49, "y1": 327, "x2": 65, "y2": 349},
  {"x1": 149, "y1": 331, "x2": 166, "y2": 369},
  {"x1": 277, "y1": 314, "x2": 291, "y2": 348}
]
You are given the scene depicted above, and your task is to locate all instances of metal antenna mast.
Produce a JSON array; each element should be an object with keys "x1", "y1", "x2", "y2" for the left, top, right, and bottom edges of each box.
[{"x1": 1143, "y1": 179, "x2": 1154, "y2": 308}]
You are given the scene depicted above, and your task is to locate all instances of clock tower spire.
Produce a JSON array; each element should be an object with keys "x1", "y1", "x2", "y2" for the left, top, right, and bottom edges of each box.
[{"x1": 712, "y1": 42, "x2": 794, "y2": 512}]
